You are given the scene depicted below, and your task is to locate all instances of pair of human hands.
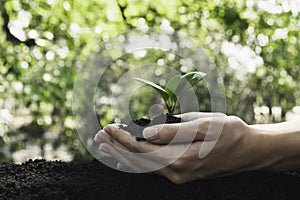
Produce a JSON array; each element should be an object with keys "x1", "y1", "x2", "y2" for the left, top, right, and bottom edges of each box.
[{"x1": 94, "y1": 112, "x2": 270, "y2": 184}]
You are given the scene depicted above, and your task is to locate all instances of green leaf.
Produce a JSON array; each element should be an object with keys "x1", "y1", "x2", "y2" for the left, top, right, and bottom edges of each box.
[
  {"x1": 182, "y1": 72, "x2": 207, "y2": 87},
  {"x1": 177, "y1": 72, "x2": 207, "y2": 93},
  {"x1": 165, "y1": 75, "x2": 180, "y2": 105},
  {"x1": 166, "y1": 75, "x2": 181, "y2": 92},
  {"x1": 133, "y1": 72, "x2": 206, "y2": 115},
  {"x1": 133, "y1": 77, "x2": 169, "y2": 101}
]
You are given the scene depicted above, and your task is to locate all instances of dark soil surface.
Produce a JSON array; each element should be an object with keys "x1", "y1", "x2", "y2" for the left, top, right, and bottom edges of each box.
[
  {"x1": 0, "y1": 158, "x2": 299, "y2": 200},
  {"x1": 120, "y1": 113, "x2": 183, "y2": 140}
]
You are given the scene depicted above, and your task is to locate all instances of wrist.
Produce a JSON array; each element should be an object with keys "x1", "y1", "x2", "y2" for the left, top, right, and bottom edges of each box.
[
  {"x1": 249, "y1": 121, "x2": 300, "y2": 172},
  {"x1": 242, "y1": 125, "x2": 277, "y2": 171}
]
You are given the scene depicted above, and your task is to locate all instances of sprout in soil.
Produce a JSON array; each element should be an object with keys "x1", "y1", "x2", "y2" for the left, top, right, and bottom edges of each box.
[{"x1": 134, "y1": 71, "x2": 207, "y2": 115}]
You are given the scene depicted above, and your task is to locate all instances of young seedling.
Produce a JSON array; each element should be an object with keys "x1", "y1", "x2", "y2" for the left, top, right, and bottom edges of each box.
[{"x1": 134, "y1": 71, "x2": 207, "y2": 115}]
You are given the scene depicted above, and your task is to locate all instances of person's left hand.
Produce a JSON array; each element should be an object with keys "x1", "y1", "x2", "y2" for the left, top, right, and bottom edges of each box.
[{"x1": 94, "y1": 124, "x2": 196, "y2": 184}]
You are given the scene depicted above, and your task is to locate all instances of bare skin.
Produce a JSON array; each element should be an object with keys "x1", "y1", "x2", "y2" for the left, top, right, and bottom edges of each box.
[{"x1": 94, "y1": 112, "x2": 300, "y2": 184}]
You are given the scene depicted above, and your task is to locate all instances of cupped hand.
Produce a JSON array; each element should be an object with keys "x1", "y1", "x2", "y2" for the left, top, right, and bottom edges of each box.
[{"x1": 94, "y1": 112, "x2": 271, "y2": 184}]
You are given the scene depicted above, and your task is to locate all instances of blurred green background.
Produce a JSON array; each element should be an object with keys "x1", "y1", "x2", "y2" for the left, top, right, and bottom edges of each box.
[{"x1": 0, "y1": 0, "x2": 299, "y2": 163}]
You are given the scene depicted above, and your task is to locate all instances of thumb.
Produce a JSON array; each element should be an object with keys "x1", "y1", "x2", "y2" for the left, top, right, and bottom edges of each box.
[
  {"x1": 142, "y1": 120, "x2": 205, "y2": 144},
  {"x1": 142, "y1": 124, "x2": 177, "y2": 144}
]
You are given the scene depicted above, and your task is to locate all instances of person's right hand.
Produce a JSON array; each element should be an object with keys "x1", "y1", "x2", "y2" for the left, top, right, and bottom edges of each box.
[{"x1": 140, "y1": 112, "x2": 274, "y2": 177}]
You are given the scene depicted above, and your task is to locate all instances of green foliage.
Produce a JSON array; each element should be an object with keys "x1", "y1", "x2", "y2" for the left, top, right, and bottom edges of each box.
[{"x1": 134, "y1": 72, "x2": 206, "y2": 114}]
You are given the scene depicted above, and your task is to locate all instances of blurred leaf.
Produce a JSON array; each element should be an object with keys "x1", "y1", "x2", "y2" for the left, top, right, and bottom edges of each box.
[
  {"x1": 133, "y1": 77, "x2": 169, "y2": 101},
  {"x1": 166, "y1": 75, "x2": 181, "y2": 92},
  {"x1": 177, "y1": 72, "x2": 207, "y2": 93}
]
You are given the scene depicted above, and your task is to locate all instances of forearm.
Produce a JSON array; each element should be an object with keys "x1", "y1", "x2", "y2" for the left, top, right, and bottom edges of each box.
[{"x1": 250, "y1": 120, "x2": 300, "y2": 172}]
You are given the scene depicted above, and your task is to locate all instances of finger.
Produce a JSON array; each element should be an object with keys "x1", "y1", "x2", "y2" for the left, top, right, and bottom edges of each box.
[
  {"x1": 94, "y1": 130, "x2": 108, "y2": 143},
  {"x1": 142, "y1": 117, "x2": 225, "y2": 144},
  {"x1": 99, "y1": 143, "x2": 143, "y2": 172},
  {"x1": 104, "y1": 125, "x2": 161, "y2": 153},
  {"x1": 104, "y1": 125, "x2": 200, "y2": 166},
  {"x1": 95, "y1": 123, "x2": 125, "y2": 142},
  {"x1": 116, "y1": 162, "x2": 139, "y2": 172},
  {"x1": 175, "y1": 112, "x2": 226, "y2": 121},
  {"x1": 95, "y1": 128, "x2": 130, "y2": 152},
  {"x1": 95, "y1": 129, "x2": 118, "y2": 145},
  {"x1": 103, "y1": 143, "x2": 171, "y2": 173}
]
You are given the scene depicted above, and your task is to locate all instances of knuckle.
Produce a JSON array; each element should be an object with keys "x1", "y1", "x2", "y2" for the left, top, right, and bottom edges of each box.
[
  {"x1": 130, "y1": 144, "x2": 139, "y2": 152},
  {"x1": 226, "y1": 116, "x2": 245, "y2": 127},
  {"x1": 213, "y1": 112, "x2": 227, "y2": 118},
  {"x1": 169, "y1": 173, "x2": 185, "y2": 185},
  {"x1": 133, "y1": 142, "x2": 142, "y2": 153},
  {"x1": 123, "y1": 141, "x2": 137, "y2": 152},
  {"x1": 170, "y1": 160, "x2": 184, "y2": 170},
  {"x1": 227, "y1": 115, "x2": 240, "y2": 122},
  {"x1": 201, "y1": 120, "x2": 211, "y2": 131}
]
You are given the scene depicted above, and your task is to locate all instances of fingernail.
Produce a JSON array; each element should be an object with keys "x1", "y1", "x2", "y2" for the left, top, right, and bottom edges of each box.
[
  {"x1": 99, "y1": 143, "x2": 104, "y2": 150},
  {"x1": 143, "y1": 127, "x2": 158, "y2": 139},
  {"x1": 104, "y1": 127, "x2": 112, "y2": 135},
  {"x1": 94, "y1": 130, "x2": 106, "y2": 142},
  {"x1": 99, "y1": 144, "x2": 109, "y2": 154},
  {"x1": 94, "y1": 133, "x2": 99, "y2": 142}
]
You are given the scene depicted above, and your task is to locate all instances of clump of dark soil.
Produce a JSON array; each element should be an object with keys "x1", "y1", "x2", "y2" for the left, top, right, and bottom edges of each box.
[
  {"x1": 0, "y1": 158, "x2": 299, "y2": 200},
  {"x1": 120, "y1": 113, "x2": 183, "y2": 140}
]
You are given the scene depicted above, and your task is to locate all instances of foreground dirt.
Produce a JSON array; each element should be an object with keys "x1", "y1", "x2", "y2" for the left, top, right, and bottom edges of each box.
[{"x1": 0, "y1": 158, "x2": 299, "y2": 200}]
